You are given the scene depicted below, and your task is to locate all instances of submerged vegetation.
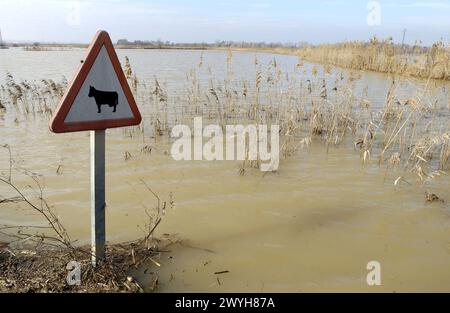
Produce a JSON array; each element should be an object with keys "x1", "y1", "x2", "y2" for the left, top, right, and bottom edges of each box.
[
  {"x1": 1, "y1": 45, "x2": 449, "y2": 182},
  {"x1": 0, "y1": 163, "x2": 173, "y2": 292}
]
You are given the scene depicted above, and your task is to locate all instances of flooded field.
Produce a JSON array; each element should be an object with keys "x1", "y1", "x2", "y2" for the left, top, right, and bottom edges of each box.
[{"x1": 1, "y1": 48, "x2": 450, "y2": 292}]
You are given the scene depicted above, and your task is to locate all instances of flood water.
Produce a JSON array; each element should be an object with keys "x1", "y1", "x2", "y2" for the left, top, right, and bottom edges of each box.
[{"x1": 1, "y1": 48, "x2": 450, "y2": 292}]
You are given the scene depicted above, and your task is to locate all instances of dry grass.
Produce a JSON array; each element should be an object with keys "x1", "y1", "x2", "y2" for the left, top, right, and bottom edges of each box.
[
  {"x1": 297, "y1": 37, "x2": 450, "y2": 80},
  {"x1": 0, "y1": 240, "x2": 166, "y2": 292}
]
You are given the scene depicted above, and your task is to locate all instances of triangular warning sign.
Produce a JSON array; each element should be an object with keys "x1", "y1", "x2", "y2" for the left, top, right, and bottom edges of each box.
[{"x1": 50, "y1": 30, "x2": 141, "y2": 133}]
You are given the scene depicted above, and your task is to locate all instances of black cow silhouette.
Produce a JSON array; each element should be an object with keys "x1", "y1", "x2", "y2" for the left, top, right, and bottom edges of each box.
[{"x1": 88, "y1": 86, "x2": 118, "y2": 113}]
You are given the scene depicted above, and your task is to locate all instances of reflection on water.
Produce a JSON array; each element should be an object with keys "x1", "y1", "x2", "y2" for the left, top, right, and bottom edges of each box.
[{"x1": 0, "y1": 49, "x2": 450, "y2": 292}]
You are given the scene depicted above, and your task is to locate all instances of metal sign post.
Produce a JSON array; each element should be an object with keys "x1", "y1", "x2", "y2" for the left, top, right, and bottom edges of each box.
[{"x1": 90, "y1": 129, "x2": 106, "y2": 267}]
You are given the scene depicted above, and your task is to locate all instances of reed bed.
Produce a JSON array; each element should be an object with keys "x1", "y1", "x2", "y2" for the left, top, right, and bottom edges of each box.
[
  {"x1": 297, "y1": 37, "x2": 450, "y2": 81},
  {"x1": 0, "y1": 49, "x2": 449, "y2": 185},
  {"x1": 223, "y1": 37, "x2": 450, "y2": 81}
]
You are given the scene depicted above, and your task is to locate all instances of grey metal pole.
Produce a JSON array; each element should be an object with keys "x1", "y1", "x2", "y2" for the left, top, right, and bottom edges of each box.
[{"x1": 90, "y1": 129, "x2": 106, "y2": 267}]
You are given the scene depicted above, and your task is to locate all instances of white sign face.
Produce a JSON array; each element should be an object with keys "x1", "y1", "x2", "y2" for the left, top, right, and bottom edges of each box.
[
  {"x1": 50, "y1": 30, "x2": 141, "y2": 133},
  {"x1": 65, "y1": 46, "x2": 134, "y2": 123}
]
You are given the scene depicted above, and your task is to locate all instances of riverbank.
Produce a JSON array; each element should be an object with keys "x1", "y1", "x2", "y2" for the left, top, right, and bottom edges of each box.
[{"x1": 0, "y1": 236, "x2": 176, "y2": 292}]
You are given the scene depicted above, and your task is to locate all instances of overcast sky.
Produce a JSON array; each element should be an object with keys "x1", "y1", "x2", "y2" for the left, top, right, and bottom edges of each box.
[{"x1": 0, "y1": 0, "x2": 449, "y2": 45}]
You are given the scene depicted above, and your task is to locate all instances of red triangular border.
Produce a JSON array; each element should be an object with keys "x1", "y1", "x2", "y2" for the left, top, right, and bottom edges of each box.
[{"x1": 49, "y1": 30, "x2": 141, "y2": 133}]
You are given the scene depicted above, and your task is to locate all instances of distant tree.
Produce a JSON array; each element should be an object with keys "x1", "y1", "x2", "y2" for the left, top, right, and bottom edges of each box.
[{"x1": 117, "y1": 39, "x2": 130, "y2": 45}]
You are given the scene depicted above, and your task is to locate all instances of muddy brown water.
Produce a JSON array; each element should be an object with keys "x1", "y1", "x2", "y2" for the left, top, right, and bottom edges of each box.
[{"x1": 1, "y1": 48, "x2": 450, "y2": 292}]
